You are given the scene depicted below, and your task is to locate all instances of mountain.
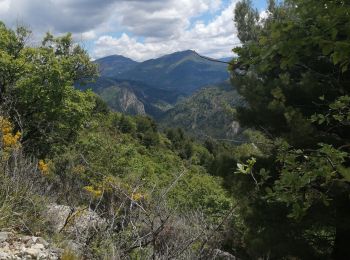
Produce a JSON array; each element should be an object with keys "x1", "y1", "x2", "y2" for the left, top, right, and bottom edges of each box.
[
  {"x1": 159, "y1": 81, "x2": 245, "y2": 140},
  {"x1": 220, "y1": 57, "x2": 233, "y2": 62},
  {"x1": 95, "y1": 55, "x2": 139, "y2": 77},
  {"x1": 117, "y1": 50, "x2": 229, "y2": 94},
  {"x1": 98, "y1": 83, "x2": 146, "y2": 115},
  {"x1": 94, "y1": 50, "x2": 230, "y2": 95},
  {"x1": 89, "y1": 50, "x2": 231, "y2": 118},
  {"x1": 82, "y1": 77, "x2": 185, "y2": 117}
]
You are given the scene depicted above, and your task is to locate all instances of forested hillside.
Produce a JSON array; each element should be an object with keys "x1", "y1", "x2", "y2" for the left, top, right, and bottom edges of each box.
[
  {"x1": 160, "y1": 81, "x2": 245, "y2": 140},
  {"x1": 0, "y1": 0, "x2": 349, "y2": 259}
]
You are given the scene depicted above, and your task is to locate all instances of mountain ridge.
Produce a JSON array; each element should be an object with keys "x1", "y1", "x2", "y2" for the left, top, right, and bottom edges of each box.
[
  {"x1": 89, "y1": 50, "x2": 232, "y2": 120},
  {"x1": 96, "y1": 55, "x2": 139, "y2": 77},
  {"x1": 95, "y1": 50, "x2": 230, "y2": 94}
]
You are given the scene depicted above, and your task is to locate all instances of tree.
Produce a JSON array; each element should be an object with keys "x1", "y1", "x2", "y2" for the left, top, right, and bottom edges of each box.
[
  {"x1": 230, "y1": 0, "x2": 350, "y2": 258},
  {"x1": 119, "y1": 114, "x2": 135, "y2": 133},
  {"x1": 0, "y1": 22, "x2": 29, "y2": 101},
  {"x1": 233, "y1": 0, "x2": 260, "y2": 43},
  {"x1": 0, "y1": 23, "x2": 98, "y2": 156}
]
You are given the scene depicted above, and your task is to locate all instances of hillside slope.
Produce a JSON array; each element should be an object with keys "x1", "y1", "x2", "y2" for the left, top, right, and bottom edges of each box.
[
  {"x1": 82, "y1": 77, "x2": 184, "y2": 117},
  {"x1": 159, "y1": 81, "x2": 245, "y2": 140}
]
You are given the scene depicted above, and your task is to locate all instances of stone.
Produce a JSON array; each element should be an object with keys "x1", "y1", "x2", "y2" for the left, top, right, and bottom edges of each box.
[
  {"x1": 213, "y1": 249, "x2": 237, "y2": 260},
  {"x1": 0, "y1": 231, "x2": 61, "y2": 260},
  {"x1": 46, "y1": 204, "x2": 74, "y2": 232},
  {"x1": 0, "y1": 232, "x2": 10, "y2": 242},
  {"x1": 24, "y1": 247, "x2": 39, "y2": 257},
  {"x1": 1, "y1": 242, "x2": 10, "y2": 252},
  {"x1": 36, "y1": 237, "x2": 49, "y2": 248},
  {"x1": 31, "y1": 243, "x2": 45, "y2": 251},
  {"x1": 0, "y1": 251, "x2": 10, "y2": 259},
  {"x1": 46, "y1": 203, "x2": 106, "y2": 240}
]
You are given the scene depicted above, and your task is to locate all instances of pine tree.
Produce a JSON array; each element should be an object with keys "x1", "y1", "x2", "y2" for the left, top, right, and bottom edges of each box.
[{"x1": 230, "y1": 0, "x2": 350, "y2": 258}]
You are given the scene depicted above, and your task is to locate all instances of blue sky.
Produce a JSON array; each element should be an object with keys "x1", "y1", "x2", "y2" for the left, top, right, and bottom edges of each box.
[
  {"x1": 195, "y1": 0, "x2": 266, "y2": 25},
  {"x1": 253, "y1": 0, "x2": 267, "y2": 10},
  {"x1": 0, "y1": 0, "x2": 268, "y2": 61}
]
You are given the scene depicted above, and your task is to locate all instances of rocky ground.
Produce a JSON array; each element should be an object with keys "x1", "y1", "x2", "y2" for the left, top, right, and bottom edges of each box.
[
  {"x1": 0, "y1": 231, "x2": 61, "y2": 260},
  {"x1": 0, "y1": 204, "x2": 106, "y2": 259}
]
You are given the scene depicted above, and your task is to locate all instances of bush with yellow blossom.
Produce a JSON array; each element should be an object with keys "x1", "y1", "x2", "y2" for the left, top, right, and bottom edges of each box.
[
  {"x1": 131, "y1": 192, "x2": 145, "y2": 202},
  {"x1": 0, "y1": 116, "x2": 21, "y2": 150},
  {"x1": 84, "y1": 185, "x2": 103, "y2": 199},
  {"x1": 38, "y1": 159, "x2": 50, "y2": 175}
]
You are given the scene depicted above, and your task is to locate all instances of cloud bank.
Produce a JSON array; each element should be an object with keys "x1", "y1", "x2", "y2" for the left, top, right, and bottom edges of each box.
[{"x1": 0, "y1": 0, "x2": 240, "y2": 61}]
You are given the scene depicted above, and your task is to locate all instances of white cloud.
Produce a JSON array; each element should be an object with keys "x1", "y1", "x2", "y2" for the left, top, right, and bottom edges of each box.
[
  {"x1": 1, "y1": 0, "x2": 241, "y2": 61},
  {"x1": 93, "y1": 1, "x2": 240, "y2": 61},
  {"x1": 1, "y1": 0, "x2": 117, "y2": 34},
  {"x1": 80, "y1": 30, "x2": 97, "y2": 41},
  {"x1": 259, "y1": 10, "x2": 269, "y2": 21},
  {"x1": 0, "y1": 0, "x2": 10, "y2": 13}
]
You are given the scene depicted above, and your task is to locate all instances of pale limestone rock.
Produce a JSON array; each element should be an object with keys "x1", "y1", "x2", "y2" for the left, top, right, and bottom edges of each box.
[
  {"x1": 0, "y1": 231, "x2": 60, "y2": 260},
  {"x1": 46, "y1": 203, "x2": 106, "y2": 237},
  {"x1": 0, "y1": 232, "x2": 10, "y2": 243}
]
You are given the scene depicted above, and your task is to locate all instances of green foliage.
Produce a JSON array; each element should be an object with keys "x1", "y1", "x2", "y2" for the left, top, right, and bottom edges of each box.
[
  {"x1": 92, "y1": 95, "x2": 110, "y2": 115},
  {"x1": 165, "y1": 128, "x2": 195, "y2": 159},
  {"x1": 0, "y1": 122, "x2": 47, "y2": 233},
  {"x1": 50, "y1": 113, "x2": 231, "y2": 219},
  {"x1": 229, "y1": 0, "x2": 350, "y2": 258},
  {"x1": 160, "y1": 82, "x2": 244, "y2": 140},
  {"x1": 236, "y1": 157, "x2": 256, "y2": 175},
  {"x1": 118, "y1": 114, "x2": 136, "y2": 133},
  {"x1": 0, "y1": 23, "x2": 98, "y2": 156},
  {"x1": 234, "y1": 0, "x2": 260, "y2": 43}
]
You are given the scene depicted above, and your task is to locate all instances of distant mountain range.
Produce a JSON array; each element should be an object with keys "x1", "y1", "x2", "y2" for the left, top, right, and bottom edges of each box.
[
  {"x1": 96, "y1": 50, "x2": 230, "y2": 95},
  {"x1": 84, "y1": 50, "x2": 232, "y2": 118},
  {"x1": 107, "y1": 50, "x2": 230, "y2": 94}
]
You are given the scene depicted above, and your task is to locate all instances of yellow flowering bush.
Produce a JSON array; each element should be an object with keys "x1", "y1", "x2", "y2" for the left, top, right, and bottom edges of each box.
[
  {"x1": 0, "y1": 116, "x2": 21, "y2": 151},
  {"x1": 131, "y1": 192, "x2": 146, "y2": 202},
  {"x1": 38, "y1": 160, "x2": 50, "y2": 175},
  {"x1": 84, "y1": 185, "x2": 103, "y2": 199}
]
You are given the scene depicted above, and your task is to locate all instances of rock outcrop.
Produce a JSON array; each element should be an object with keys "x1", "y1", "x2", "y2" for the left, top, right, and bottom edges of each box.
[
  {"x1": 46, "y1": 204, "x2": 106, "y2": 236},
  {"x1": 118, "y1": 88, "x2": 146, "y2": 115},
  {"x1": 46, "y1": 204, "x2": 107, "y2": 255}
]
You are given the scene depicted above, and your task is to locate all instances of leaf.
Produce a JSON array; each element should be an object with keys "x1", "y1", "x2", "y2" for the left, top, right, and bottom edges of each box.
[
  {"x1": 265, "y1": 187, "x2": 273, "y2": 194},
  {"x1": 338, "y1": 166, "x2": 350, "y2": 182},
  {"x1": 331, "y1": 28, "x2": 338, "y2": 40},
  {"x1": 236, "y1": 163, "x2": 246, "y2": 174}
]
